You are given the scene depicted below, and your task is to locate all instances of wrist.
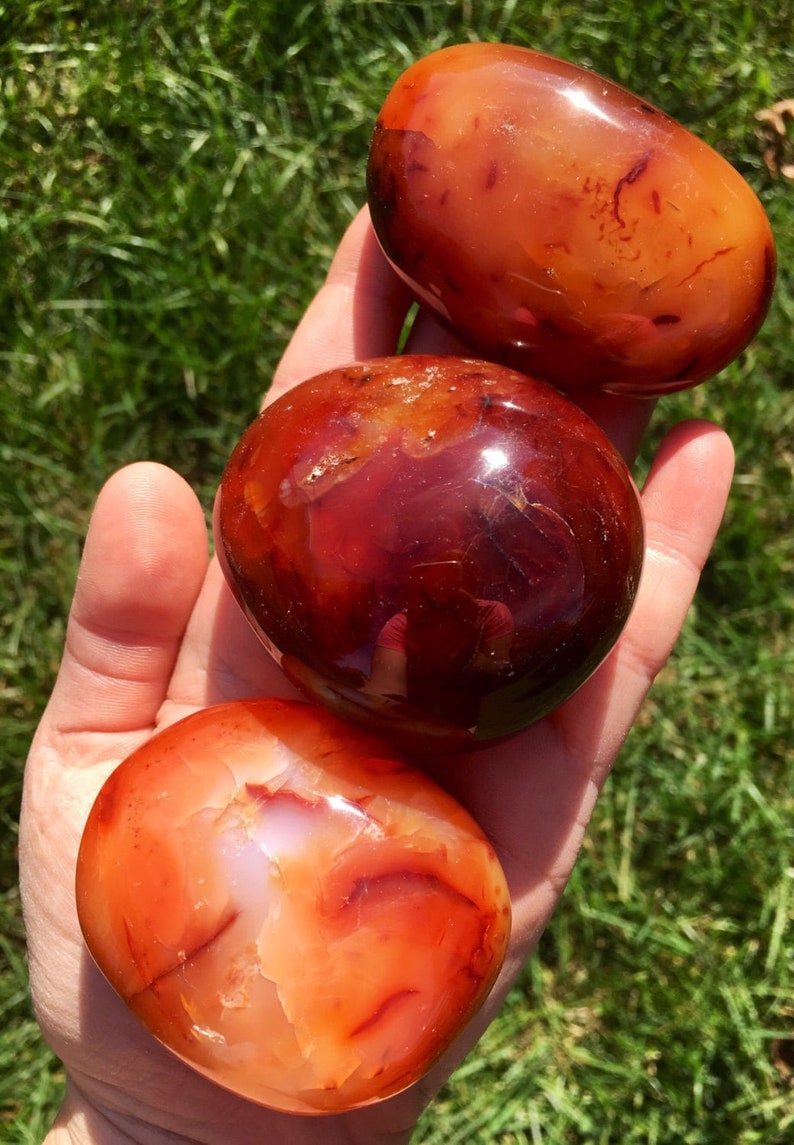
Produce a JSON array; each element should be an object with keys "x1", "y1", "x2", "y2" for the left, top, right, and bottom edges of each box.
[
  {"x1": 43, "y1": 1077, "x2": 420, "y2": 1145},
  {"x1": 44, "y1": 1084, "x2": 142, "y2": 1145}
]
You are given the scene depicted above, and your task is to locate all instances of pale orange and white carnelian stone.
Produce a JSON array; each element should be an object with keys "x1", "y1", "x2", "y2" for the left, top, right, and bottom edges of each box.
[{"x1": 76, "y1": 698, "x2": 511, "y2": 1114}]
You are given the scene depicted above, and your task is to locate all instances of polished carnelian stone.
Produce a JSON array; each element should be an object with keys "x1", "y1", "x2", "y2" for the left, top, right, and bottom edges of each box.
[
  {"x1": 76, "y1": 699, "x2": 511, "y2": 1113},
  {"x1": 367, "y1": 43, "x2": 776, "y2": 396},
  {"x1": 215, "y1": 356, "x2": 644, "y2": 750}
]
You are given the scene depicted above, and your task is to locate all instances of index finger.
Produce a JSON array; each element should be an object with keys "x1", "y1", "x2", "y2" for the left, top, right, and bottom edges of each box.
[
  {"x1": 269, "y1": 207, "x2": 657, "y2": 465},
  {"x1": 267, "y1": 206, "x2": 413, "y2": 405}
]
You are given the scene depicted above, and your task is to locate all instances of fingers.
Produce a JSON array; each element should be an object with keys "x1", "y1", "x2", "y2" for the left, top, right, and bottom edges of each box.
[
  {"x1": 267, "y1": 206, "x2": 414, "y2": 404},
  {"x1": 552, "y1": 418, "x2": 735, "y2": 777},
  {"x1": 573, "y1": 388, "x2": 657, "y2": 466},
  {"x1": 268, "y1": 205, "x2": 658, "y2": 469},
  {"x1": 623, "y1": 417, "x2": 736, "y2": 687},
  {"x1": 401, "y1": 297, "x2": 475, "y2": 359},
  {"x1": 42, "y1": 462, "x2": 209, "y2": 745}
]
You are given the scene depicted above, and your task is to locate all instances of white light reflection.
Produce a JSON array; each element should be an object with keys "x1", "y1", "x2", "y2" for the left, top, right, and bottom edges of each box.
[
  {"x1": 481, "y1": 447, "x2": 510, "y2": 474},
  {"x1": 326, "y1": 793, "x2": 371, "y2": 825},
  {"x1": 562, "y1": 84, "x2": 617, "y2": 127}
]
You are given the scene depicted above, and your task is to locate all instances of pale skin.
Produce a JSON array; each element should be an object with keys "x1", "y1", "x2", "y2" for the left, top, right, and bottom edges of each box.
[{"x1": 20, "y1": 206, "x2": 735, "y2": 1145}]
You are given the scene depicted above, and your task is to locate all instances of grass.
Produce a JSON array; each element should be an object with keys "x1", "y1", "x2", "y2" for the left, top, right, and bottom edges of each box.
[{"x1": 1, "y1": 0, "x2": 792, "y2": 1140}]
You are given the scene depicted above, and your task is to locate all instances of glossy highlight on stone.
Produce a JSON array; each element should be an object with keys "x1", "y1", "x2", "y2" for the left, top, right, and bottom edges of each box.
[
  {"x1": 367, "y1": 42, "x2": 776, "y2": 396},
  {"x1": 76, "y1": 698, "x2": 511, "y2": 1114},
  {"x1": 215, "y1": 356, "x2": 644, "y2": 750}
]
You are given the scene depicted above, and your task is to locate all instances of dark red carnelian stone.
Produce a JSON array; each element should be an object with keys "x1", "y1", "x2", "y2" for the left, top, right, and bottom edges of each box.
[{"x1": 216, "y1": 356, "x2": 644, "y2": 750}]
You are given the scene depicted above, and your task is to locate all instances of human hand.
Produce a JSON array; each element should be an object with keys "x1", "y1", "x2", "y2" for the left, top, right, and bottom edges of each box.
[{"x1": 20, "y1": 207, "x2": 735, "y2": 1144}]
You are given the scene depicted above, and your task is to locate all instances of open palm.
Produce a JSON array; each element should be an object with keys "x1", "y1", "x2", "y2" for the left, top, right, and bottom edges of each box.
[{"x1": 20, "y1": 208, "x2": 734, "y2": 1145}]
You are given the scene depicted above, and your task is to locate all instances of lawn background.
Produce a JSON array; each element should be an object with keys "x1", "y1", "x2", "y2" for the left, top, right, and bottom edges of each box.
[{"x1": 1, "y1": 1, "x2": 792, "y2": 1141}]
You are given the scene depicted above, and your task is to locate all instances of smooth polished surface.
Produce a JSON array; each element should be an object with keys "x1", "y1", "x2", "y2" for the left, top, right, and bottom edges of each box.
[
  {"x1": 367, "y1": 43, "x2": 776, "y2": 396},
  {"x1": 216, "y1": 356, "x2": 644, "y2": 750},
  {"x1": 76, "y1": 699, "x2": 511, "y2": 1113}
]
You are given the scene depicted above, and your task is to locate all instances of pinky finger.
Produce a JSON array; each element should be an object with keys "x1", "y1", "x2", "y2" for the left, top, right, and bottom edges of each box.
[{"x1": 553, "y1": 418, "x2": 735, "y2": 775}]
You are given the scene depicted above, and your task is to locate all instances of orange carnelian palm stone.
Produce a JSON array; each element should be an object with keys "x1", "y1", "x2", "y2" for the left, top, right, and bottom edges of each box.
[{"x1": 367, "y1": 43, "x2": 776, "y2": 395}]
